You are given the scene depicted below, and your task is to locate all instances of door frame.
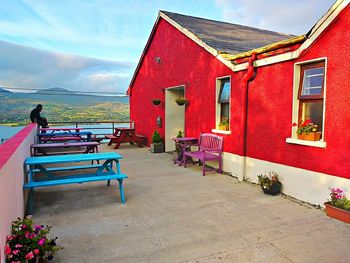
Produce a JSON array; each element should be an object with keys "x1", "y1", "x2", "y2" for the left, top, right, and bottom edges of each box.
[{"x1": 165, "y1": 85, "x2": 185, "y2": 152}]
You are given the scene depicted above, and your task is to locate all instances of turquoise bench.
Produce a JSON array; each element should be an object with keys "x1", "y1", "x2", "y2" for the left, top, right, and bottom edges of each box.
[{"x1": 24, "y1": 152, "x2": 128, "y2": 214}]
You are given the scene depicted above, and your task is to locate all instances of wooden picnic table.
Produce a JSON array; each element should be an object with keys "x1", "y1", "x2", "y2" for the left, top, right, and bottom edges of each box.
[
  {"x1": 24, "y1": 152, "x2": 128, "y2": 214},
  {"x1": 105, "y1": 128, "x2": 146, "y2": 149},
  {"x1": 30, "y1": 141, "x2": 99, "y2": 156},
  {"x1": 37, "y1": 131, "x2": 92, "y2": 143}
]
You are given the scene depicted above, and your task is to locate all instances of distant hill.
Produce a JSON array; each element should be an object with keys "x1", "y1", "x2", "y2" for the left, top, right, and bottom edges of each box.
[
  {"x1": 0, "y1": 87, "x2": 12, "y2": 95},
  {"x1": 0, "y1": 86, "x2": 129, "y2": 105},
  {"x1": 36, "y1": 87, "x2": 76, "y2": 95}
]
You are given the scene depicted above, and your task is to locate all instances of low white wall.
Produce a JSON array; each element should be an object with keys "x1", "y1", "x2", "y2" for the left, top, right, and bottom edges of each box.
[
  {"x1": 222, "y1": 152, "x2": 350, "y2": 207},
  {"x1": 0, "y1": 124, "x2": 36, "y2": 263}
]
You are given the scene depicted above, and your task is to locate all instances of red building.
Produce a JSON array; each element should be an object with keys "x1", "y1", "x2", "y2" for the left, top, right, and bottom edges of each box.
[{"x1": 128, "y1": 1, "x2": 350, "y2": 205}]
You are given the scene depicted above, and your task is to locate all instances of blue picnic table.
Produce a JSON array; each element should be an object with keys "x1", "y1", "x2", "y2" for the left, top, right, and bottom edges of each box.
[
  {"x1": 37, "y1": 131, "x2": 92, "y2": 143},
  {"x1": 24, "y1": 152, "x2": 128, "y2": 214}
]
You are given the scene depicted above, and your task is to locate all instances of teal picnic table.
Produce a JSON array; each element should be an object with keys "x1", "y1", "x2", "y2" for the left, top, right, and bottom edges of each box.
[{"x1": 24, "y1": 152, "x2": 128, "y2": 214}]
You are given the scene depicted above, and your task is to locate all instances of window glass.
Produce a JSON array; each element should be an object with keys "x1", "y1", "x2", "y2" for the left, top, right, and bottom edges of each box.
[
  {"x1": 301, "y1": 67, "x2": 324, "y2": 96},
  {"x1": 219, "y1": 79, "x2": 230, "y2": 103},
  {"x1": 220, "y1": 103, "x2": 229, "y2": 122},
  {"x1": 301, "y1": 101, "x2": 323, "y2": 132}
]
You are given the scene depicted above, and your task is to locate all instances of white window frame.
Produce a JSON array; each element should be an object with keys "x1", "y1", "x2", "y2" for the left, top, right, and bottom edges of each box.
[
  {"x1": 212, "y1": 76, "x2": 232, "y2": 135},
  {"x1": 286, "y1": 57, "x2": 327, "y2": 148}
]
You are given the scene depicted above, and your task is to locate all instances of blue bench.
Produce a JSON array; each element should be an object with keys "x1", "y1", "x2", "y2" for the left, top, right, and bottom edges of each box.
[{"x1": 24, "y1": 152, "x2": 128, "y2": 214}]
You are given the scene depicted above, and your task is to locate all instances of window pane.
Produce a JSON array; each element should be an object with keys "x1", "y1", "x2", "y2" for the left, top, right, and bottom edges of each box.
[
  {"x1": 221, "y1": 103, "x2": 229, "y2": 123},
  {"x1": 301, "y1": 101, "x2": 323, "y2": 132},
  {"x1": 219, "y1": 79, "x2": 230, "y2": 103},
  {"x1": 302, "y1": 67, "x2": 324, "y2": 96}
]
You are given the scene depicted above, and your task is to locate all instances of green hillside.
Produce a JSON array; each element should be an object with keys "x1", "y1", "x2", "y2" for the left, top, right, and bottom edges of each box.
[{"x1": 0, "y1": 88, "x2": 129, "y2": 126}]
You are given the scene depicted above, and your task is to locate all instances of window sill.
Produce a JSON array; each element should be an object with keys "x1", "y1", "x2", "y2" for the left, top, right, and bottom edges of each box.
[
  {"x1": 286, "y1": 138, "x2": 326, "y2": 148},
  {"x1": 211, "y1": 129, "x2": 231, "y2": 135}
]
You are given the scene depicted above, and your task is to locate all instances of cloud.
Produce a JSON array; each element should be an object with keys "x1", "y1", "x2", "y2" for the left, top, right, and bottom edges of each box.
[
  {"x1": 215, "y1": 0, "x2": 335, "y2": 35},
  {"x1": 0, "y1": 40, "x2": 135, "y2": 94}
]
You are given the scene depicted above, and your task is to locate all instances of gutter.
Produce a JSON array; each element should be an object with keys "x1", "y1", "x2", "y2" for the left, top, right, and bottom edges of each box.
[{"x1": 220, "y1": 35, "x2": 306, "y2": 62}]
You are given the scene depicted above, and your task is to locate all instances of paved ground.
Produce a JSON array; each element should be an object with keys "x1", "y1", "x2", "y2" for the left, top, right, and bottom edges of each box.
[{"x1": 32, "y1": 144, "x2": 350, "y2": 263}]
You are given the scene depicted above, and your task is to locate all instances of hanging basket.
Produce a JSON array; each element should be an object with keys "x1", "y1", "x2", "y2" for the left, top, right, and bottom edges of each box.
[
  {"x1": 175, "y1": 97, "x2": 188, "y2": 106},
  {"x1": 152, "y1": 99, "x2": 161, "y2": 105}
]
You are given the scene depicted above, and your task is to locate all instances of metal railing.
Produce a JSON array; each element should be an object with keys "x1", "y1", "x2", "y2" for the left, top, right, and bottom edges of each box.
[{"x1": 47, "y1": 121, "x2": 134, "y2": 137}]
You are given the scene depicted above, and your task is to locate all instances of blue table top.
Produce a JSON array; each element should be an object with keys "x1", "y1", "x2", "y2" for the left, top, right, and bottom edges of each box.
[{"x1": 25, "y1": 152, "x2": 122, "y2": 165}]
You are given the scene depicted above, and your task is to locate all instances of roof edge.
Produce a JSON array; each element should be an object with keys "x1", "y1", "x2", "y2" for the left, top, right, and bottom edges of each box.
[
  {"x1": 158, "y1": 11, "x2": 236, "y2": 71},
  {"x1": 220, "y1": 35, "x2": 306, "y2": 62},
  {"x1": 127, "y1": 14, "x2": 161, "y2": 95},
  {"x1": 233, "y1": 0, "x2": 350, "y2": 71}
]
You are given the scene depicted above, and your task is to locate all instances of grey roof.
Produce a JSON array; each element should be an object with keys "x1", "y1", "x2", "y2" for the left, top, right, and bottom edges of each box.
[{"x1": 161, "y1": 11, "x2": 295, "y2": 55}]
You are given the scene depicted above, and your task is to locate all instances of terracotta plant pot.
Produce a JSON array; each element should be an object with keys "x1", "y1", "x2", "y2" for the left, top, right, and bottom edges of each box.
[
  {"x1": 297, "y1": 132, "x2": 321, "y2": 141},
  {"x1": 324, "y1": 202, "x2": 350, "y2": 224}
]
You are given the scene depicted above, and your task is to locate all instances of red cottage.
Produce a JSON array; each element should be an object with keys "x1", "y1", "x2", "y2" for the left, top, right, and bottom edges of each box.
[{"x1": 128, "y1": 1, "x2": 350, "y2": 206}]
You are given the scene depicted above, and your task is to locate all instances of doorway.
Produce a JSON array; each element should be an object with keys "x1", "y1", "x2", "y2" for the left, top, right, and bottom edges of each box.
[{"x1": 165, "y1": 86, "x2": 185, "y2": 152}]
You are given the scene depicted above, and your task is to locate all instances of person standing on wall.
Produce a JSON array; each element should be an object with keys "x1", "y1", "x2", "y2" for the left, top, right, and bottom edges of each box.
[{"x1": 30, "y1": 104, "x2": 49, "y2": 128}]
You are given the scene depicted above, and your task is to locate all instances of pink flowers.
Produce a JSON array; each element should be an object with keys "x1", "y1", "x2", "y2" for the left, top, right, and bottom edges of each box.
[
  {"x1": 25, "y1": 251, "x2": 34, "y2": 260},
  {"x1": 25, "y1": 232, "x2": 36, "y2": 239},
  {"x1": 34, "y1": 225, "x2": 43, "y2": 231},
  {"x1": 4, "y1": 245, "x2": 12, "y2": 255},
  {"x1": 38, "y1": 238, "x2": 46, "y2": 246},
  {"x1": 5, "y1": 216, "x2": 62, "y2": 262},
  {"x1": 330, "y1": 188, "x2": 345, "y2": 200}
]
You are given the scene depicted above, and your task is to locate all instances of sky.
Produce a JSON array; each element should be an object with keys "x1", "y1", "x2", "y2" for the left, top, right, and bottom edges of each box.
[{"x1": 0, "y1": 0, "x2": 335, "y2": 95}]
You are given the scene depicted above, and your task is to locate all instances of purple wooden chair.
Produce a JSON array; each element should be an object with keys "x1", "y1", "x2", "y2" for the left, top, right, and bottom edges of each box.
[{"x1": 184, "y1": 133, "x2": 223, "y2": 176}]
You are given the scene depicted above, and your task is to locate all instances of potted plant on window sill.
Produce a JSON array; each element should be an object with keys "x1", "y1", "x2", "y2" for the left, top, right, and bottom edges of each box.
[
  {"x1": 218, "y1": 118, "x2": 229, "y2": 131},
  {"x1": 175, "y1": 97, "x2": 188, "y2": 106},
  {"x1": 324, "y1": 188, "x2": 350, "y2": 224},
  {"x1": 152, "y1": 99, "x2": 161, "y2": 105},
  {"x1": 292, "y1": 119, "x2": 321, "y2": 141},
  {"x1": 150, "y1": 130, "x2": 164, "y2": 153},
  {"x1": 257, "y1": 171, "x2": 282, "y2": 195}
]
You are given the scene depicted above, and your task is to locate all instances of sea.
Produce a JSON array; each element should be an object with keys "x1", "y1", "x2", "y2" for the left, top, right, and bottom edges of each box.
[{"x1": 0, "y1": 124, "x2": 129, "y2": 144}]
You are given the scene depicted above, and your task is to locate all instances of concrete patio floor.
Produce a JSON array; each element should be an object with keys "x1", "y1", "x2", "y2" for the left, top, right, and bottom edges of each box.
[{"x1": 32, "y1": 144, "x2": 350, "y2": 263}]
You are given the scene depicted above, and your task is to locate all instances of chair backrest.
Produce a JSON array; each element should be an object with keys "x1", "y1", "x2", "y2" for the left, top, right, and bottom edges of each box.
[{"x1": 199, "y1": 133, "x2": 223, "y2": 152}]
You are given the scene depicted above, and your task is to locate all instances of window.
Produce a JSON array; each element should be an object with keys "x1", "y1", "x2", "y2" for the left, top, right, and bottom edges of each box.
[
  {"x1": 218, "y1": 78, "x2": 230, "y2": 125},
  {"x1": 298, "y1": 61, "x2": 325, "y2": 134}
]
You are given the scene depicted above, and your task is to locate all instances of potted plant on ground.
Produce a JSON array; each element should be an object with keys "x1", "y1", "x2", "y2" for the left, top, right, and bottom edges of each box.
[
  {"x1": 324, "y1": 188, "x2": 350, "y2": 224},
  {"x1": 152, "y1": 99, "x2": 161, "y2": 105},
  {"x1": 292, "y1": 119, "x2": 321, "y2": 141},
  {"x1": 150, "y1": 130, "x2": 164, "y2": 153},
  {"x1": 175, "y1": 97, "x2": 188, "y2": 106},
  {"x1": 4, "y1": 216, "x2": 62, "y2": 263},
  {"x1": 257, "y1": 171, "x2": 282, "y2": 195},
  {"x1": 173, "y1": 130, "x2": 184, "y2": 162}
]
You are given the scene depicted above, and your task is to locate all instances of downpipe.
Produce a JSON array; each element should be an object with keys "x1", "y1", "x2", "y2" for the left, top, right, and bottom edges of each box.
[{"x1": 238, "y1": 52, "x2": 257, "y2": 181}]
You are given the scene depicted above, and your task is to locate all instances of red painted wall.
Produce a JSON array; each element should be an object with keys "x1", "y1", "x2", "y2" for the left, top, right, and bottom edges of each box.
[
  {"x1": 130, "y1": 6, "x2": 350, "y2": 179},
  {"x1": 130, "y1": 18, "x2": 235, "y2": 149},
  {"x1": 246, "y1": 6, "x2": 350, "y2": 179}
]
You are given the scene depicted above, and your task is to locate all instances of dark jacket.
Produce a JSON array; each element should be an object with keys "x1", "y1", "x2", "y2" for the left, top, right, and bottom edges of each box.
[{"x1": 30, "y1": 108, "x2": 41, "y2": 123}]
